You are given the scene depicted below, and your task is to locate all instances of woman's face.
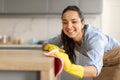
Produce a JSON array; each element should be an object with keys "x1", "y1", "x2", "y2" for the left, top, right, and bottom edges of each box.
[{"x1": 62, "y1": 10, "x2": 85, "y2": 41}]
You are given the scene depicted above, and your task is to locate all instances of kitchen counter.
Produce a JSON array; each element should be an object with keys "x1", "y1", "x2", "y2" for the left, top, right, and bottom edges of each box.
[
  {"x1": 0, "y1": 44, "x2": 42, "y2": 49},
  {"x1": 0, "y1": 50, "x2": 57, "y2": 80}
]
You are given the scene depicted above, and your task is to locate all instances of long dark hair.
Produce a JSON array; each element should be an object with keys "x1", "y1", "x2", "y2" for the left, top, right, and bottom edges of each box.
[{"x1": 61, "y1": 5, "x2": 85, "y2": 63}]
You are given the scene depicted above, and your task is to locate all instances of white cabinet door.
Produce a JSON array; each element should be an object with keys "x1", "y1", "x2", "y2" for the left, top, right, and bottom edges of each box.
[{"x1": 4, "y1": 0, "x2": 48, "y2": 14}]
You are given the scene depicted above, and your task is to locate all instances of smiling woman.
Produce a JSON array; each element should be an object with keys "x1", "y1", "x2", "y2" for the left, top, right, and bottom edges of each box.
[{"x1": 42, "y1": 5, "x2": 120, "y2": 80}]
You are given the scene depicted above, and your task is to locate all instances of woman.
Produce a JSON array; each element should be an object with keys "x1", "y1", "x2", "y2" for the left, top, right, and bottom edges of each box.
[{"x1": 42, "y1": 5, "x2": 120, "y2": 79}]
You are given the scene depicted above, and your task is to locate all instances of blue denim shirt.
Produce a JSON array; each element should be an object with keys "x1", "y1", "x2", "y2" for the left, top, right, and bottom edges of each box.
[{"x1": 44, "y1": 24, "x2": 120, "y2": 75}]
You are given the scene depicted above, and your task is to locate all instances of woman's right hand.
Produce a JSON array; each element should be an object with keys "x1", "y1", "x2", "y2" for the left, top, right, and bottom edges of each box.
[{"x1": 43, "y1": 43, "x2": 65, "y2": 52}]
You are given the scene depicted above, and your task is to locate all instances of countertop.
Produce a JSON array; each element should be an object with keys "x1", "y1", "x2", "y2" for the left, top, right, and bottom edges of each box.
[
  {"x1": 0, "y1": 49, "x2": 57, "y2": 80},
  {"x1": 0, "y1": 44, "x2": 42, "y2": 49}
]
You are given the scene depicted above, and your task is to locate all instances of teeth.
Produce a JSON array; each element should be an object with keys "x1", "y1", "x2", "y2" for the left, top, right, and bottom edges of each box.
[{"x1": 68, "y1": 30, "x2": 74, "y2": 33}]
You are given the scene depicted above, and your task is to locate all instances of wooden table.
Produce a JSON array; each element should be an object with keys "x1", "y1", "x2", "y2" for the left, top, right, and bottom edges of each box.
[{"x1": 0, "y1": 50, "x2": 57, "y2": 80}]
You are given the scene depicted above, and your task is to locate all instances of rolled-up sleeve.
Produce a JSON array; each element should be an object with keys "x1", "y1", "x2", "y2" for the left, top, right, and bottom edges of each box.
[
  {"x1": 86, "y1": 41, "x2": 104, "y2": 75},
  {"x1": 85, "y1": 33, "x2": 106, "y2": 75}
]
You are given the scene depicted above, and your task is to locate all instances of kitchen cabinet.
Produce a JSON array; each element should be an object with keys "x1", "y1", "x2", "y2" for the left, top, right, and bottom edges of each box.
[
  {"x1": 48, "y1": 0, "x2": 102, "y2": 14},
  {"x1": 79, "y1": 0, "x2": 103, "y2": 14},
  {"x1": 4, "y1": 0, "x2": 48, "y2": 14},
  {"x1": 0, "y1": 71, "x2": 38, "y2": 80},
  {"x1": 0, "y1": 0, "x2": 3, "y2": 13},
  {"x1": 48, "y1": 0, "x2": 79, "y2": 14},
  {"x1": 0, "y1": 0, "x2": 102, "y2": 15}
]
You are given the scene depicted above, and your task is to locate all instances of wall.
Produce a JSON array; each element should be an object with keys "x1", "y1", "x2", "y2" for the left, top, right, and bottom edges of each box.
[
  {"x1": 0, "y1": 15, "x2": 62, "y2": 44},
  {"x1": 0, "y1": 14, "x2": 101, "y2": 44},
  {"x1": 102, "y1": 0, "x2": 120, "y2": 41}
]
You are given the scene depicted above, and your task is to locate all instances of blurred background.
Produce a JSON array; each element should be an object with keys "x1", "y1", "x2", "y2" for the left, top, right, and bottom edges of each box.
[{"x1": 0, "y1": 0, "x2": 120, "y2": 80}]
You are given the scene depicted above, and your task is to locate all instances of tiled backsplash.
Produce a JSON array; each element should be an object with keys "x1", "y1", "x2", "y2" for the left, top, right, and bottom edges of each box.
[{"x1": 0, "y1": 15, "x2": 101, "y2": 44}]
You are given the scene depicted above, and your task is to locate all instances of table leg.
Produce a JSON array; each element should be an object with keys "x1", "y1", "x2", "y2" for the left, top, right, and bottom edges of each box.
[{"x1": 40, "y1": 67, "x2": 57, "y2": 80}]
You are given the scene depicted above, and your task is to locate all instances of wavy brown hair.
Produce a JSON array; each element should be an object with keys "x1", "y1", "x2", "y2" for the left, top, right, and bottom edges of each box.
[{"x1": 61, "y1": 5, "x2": 84, "y2": 63}]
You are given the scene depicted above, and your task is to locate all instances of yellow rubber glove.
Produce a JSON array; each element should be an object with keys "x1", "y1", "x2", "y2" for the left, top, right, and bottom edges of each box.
[
  {"x1": 52, "y1": 51, "x2": 84, "y2": 78},
  {"x1": 43, "y1": 44, "x2": 65, "y2": 53}
]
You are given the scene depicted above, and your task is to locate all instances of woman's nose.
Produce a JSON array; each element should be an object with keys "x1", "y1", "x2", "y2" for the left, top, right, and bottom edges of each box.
[{"x1": 67, "y1": 22, "x2": 72, "y2": 28}]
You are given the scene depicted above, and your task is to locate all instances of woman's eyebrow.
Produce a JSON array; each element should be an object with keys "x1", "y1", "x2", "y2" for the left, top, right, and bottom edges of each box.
[{"x1": 62, "y1": 18, "x2": 77, "y2": 21}]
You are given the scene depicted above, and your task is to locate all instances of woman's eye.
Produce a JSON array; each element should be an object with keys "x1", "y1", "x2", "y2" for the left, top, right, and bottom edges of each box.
[
  {"x1": 72, "y1": 21, "x2": 77, "y2": 24},
  {"x1": 63, "y1": 22, "x2": 67, "y2": 24}
]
